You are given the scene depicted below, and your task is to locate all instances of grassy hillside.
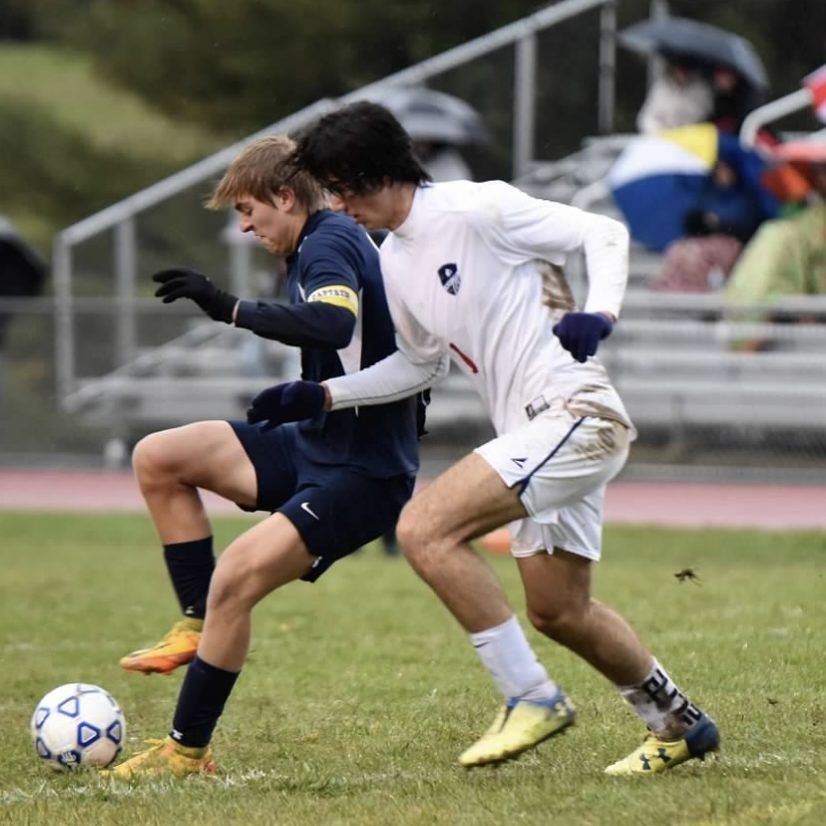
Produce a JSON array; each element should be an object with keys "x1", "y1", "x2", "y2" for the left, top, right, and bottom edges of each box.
[{"x1": 0, "y1": 43, "x2": 225, "y2": 250}]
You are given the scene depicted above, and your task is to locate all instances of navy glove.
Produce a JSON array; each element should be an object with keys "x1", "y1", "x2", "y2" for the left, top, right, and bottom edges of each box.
[
  {"x1": 246, "y1": 380, "x2": 326, "y2": 430},
  {"x1": 153, "y1": 267, "x2": 238, "y2": 323},
  {"x1": 553, "y1": 312, "x2": 613, "y2": 363}
]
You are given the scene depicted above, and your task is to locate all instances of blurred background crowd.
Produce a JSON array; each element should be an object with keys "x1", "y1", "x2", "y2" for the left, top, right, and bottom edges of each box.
[{"x1": 0, "y1": 0, "x2": 825, "y2": 480}]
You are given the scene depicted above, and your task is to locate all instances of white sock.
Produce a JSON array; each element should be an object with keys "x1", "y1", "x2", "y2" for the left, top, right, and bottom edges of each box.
[
  {"x1": 619, "y1": 658, "x2": 703, "y2": 739},
  {"x1": 469, "y1": 615, "x2": 558, "y2": 703}
]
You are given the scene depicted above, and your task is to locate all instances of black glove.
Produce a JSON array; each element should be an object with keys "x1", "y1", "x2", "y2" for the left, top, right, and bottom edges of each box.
[
  {"x1": 552, "y1": 312, "x2": 613, "y2": 363},
  {"x1": 246, "y1": 380, "x2": 326, "y2": 430},
  {"x1": 152, "y1": 268, "x2": 238, "y2": 323}
]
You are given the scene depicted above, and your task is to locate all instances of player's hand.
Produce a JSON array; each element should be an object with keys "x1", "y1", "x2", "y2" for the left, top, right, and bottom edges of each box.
[
  {"x1": 246, "y1": 381, "x2": 326, "y2": 430},
  {"x1": 152, "y1": 267, "x2": 238, "y2": 323},
  {"x1": 553, "y1": 312, "x2": 613, "y2": 363}
]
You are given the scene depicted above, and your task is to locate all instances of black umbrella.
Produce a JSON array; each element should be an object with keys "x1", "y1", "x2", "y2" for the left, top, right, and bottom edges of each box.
[
  {"x1": 368, "y1": 86, "x2": 491, "y2": 145},
  {"x1": 0, "y1": 218, "x2": 46, "y2": 298},
  {"x1": 619, "y1": 17, "x2": 768, "y2": 91},
  {"x1": 0, "y1": 217, "x2": 47, "y2": 348}
]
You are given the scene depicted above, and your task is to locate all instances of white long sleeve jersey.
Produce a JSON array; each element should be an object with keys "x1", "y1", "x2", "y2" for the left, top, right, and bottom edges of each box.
[{"x1": 328, "y1": 180, "x2": 634, "y2": 435}]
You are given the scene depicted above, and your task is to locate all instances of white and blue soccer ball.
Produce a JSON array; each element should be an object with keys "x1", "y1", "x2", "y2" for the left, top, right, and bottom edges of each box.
[{"x1": 31, "y1": 683, "x2": 126, "y2": 770}]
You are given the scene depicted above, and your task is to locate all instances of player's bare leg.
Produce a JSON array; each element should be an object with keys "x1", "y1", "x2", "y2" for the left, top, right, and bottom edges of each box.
[
  {"x1": 108, "y1": 513, "x2": 316, "y2": 779},
  {"x1": 396, "y1": 452, "x2": 523, "y2": 633},
  {"x1": 132, "y1": 420, "x2": 258, "y2": 543},
  {"x1": 396, "y1": 452, "x2": 717, "y2": 772},
  {"x1": 396, "y1": 453, "x2": 574, "y2": 766},
  {"x1": 515, "y1": 530, "x2": 718, "y2": 772},
  {"x1": 121, "y1": 421, "x2": 259, "y2": 674},
  {"x1": 198, "y1": 514, "x2": 315, "y2": 671},
  {"x1": 517, "y1": 551, "x2": 651, "y2": 686}
]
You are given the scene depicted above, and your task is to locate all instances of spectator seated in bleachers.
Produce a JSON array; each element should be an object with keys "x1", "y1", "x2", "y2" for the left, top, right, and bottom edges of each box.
[
  {"x1": 651, "y1": 132, "x2": 778, "y2": 293},
  {"x1": 710, "y1": 65, "x2": 775, "y2": 146},
  {"x1": 724, "y1": 156, "x2": 826, "y2": 347},
  {"x1": 636, "y1": 55, "x2": 714, "y2": 134}
]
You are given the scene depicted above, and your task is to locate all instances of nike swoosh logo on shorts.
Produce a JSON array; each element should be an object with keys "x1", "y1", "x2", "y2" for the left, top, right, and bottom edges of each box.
[{"x1": 300, "y1": 501, "x2": 320, "y2": 520}]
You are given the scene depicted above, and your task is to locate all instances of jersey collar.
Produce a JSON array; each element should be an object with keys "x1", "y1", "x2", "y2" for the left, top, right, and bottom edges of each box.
[
  {"x1": 292, "y1": 209, "x2": 328, "y2": 258},
  {"x1": 393, "y1": 186, "x2": 430, "y2": 240}
]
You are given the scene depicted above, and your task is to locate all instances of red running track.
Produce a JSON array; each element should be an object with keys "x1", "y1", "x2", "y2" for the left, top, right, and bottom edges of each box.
[{"x1": 0, "y1": 469, "x2": 824, "y2": 530}]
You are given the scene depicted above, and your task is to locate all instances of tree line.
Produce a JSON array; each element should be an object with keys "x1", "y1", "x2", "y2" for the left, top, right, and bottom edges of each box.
[{"x1": 7, "y1": 0, "x2": 825, "y2": 136}]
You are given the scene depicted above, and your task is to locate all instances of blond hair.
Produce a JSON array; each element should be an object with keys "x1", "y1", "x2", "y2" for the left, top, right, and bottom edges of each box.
[{"x1": 207, "y1": 135, "x2": 326, "y2": 213}]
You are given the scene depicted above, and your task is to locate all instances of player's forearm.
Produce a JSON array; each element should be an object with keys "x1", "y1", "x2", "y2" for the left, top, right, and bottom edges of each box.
[
  {"x1": 581, "y1": 215, "x2": 629, "y2": 319},
  {"x1": 234, "y1": 299, "x2": 355, "y2": 349},
  {"x1": 323, "y1": 350, "x2": 449, "y2": 410}
]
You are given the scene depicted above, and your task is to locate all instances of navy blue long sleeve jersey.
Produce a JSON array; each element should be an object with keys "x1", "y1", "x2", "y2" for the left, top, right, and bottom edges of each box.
[{"x1": 235, "y1": 210, "x2": 419, "y2": 478}]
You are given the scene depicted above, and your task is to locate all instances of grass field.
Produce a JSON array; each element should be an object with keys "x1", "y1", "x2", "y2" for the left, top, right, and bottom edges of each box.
[{"x1": 1, "y1": 512, "x2": 824, "y2": 825}]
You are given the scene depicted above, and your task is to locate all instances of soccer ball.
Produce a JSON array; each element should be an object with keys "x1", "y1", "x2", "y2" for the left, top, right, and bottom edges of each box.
[{"x1": 31, "y1": 683, "x2": 126, "y2": 770}]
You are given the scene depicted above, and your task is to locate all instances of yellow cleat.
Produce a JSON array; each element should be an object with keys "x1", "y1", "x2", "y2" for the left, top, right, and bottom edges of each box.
[
  {"x1": 459, "y1": 691, "x2": 576, "y2": 767},
  {"x1": 103, "y1": 736, "x2": 216, "y2": 778},
  {"x1": 605, "y1": 715, "x2": 720, "y2": 776},
  {"x1": 119, "y1": 618, "x2": 202, "y2": 675}
]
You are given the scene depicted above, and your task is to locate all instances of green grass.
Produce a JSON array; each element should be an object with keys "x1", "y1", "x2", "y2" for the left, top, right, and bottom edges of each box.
[{"x1": 1, "y1": 513, "x2": 825, "y2": 825}]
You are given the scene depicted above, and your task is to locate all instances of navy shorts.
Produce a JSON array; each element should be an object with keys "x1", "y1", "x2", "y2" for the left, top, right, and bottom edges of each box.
[{"x1": 229, "y1": 421, "x2": 415, "y2": 581}]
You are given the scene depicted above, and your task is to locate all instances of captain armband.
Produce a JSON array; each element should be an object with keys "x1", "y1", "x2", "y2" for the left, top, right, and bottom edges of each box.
[{"x1": 307, "y1": 285, "x2": 359, "y2": 317}]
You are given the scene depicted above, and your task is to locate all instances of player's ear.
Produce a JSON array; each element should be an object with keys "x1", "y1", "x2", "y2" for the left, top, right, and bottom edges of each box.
[{"x1": 275, "y1": 186, "x2": 297, "y2": 212}]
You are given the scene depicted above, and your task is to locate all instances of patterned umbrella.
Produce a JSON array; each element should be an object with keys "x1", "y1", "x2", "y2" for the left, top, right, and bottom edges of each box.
[{"x1": 607, "y1": 123, "x2": 776, "y2": 252}]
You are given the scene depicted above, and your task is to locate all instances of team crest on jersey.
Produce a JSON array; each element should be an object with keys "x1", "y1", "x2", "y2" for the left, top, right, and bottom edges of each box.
[{"x1": 437, "y1": 263, "x2": 461, "y2": 295}]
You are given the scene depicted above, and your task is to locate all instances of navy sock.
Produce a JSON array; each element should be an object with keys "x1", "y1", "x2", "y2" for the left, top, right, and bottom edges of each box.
[
  {"x1": 170, "y1": 655, "x2": 240, "y2": 748},
  {"x1": 163, "y1": 537, "x2": 215, "y2": 619}
]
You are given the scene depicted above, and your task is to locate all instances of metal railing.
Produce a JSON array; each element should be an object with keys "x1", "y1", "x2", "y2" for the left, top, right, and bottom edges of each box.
[
  {"x1": 52, "y1": 0, "x2": 619, "y2": 407},
  {"x1": 739, "y1": 88, "x2": 815, "y2": 148}
]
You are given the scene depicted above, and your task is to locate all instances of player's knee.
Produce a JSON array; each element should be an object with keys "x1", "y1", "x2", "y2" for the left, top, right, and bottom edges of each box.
[
  {"x1": 132, "y1": 432, "x2": 172, "y2": 482},
  {"x1": 395, "y1": 504, "x2": 436, "y2": 567},
  {"x1": 206, "y1": 564, "x2": 255, "y2": 614},
  {"x1": 526, "y1": 600, "x2": 585, "y2": 644},
  {"x1": 396, "y1": 515, "x2": 441, "y2": 574},
  {"x1": 133, "y1": 426, "x2": 207, "y2": 488},
  {"x1": 205, "y1": 576, "x2": 233, "y2": 613}
]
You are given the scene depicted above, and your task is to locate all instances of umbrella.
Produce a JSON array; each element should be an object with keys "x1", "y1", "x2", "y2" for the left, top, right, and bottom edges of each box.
[
  {"x1": 0, "y1": 216, "x2": 47, "y2": 348},
  {"x1": 0, "y1": 217, "x2": 46, "y2": 298},
  {"x1": 607, "y1": 123, "x2": 776, "y2": 252},
  {"x1": 367, "y1": 86, "x2": 490, "y2": 145},
  {"x1": 619, "y1": 17, "x2": 768, "y2": 91}
]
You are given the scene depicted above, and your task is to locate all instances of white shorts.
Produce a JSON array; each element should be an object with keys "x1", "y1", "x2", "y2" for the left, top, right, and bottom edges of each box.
[{"x1": 474, "y1": 405, "x2": 631, "y2": 561}]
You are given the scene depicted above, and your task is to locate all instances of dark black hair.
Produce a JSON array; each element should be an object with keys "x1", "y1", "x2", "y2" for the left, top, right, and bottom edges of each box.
[{"x1": 291, "y1": 101, "x2": 432, "y2": 195}]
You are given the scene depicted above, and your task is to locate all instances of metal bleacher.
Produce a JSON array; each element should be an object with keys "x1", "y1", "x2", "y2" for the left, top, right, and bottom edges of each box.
[{"x1": 603, "y1": 292, "x2": 826, "y2": 437}]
